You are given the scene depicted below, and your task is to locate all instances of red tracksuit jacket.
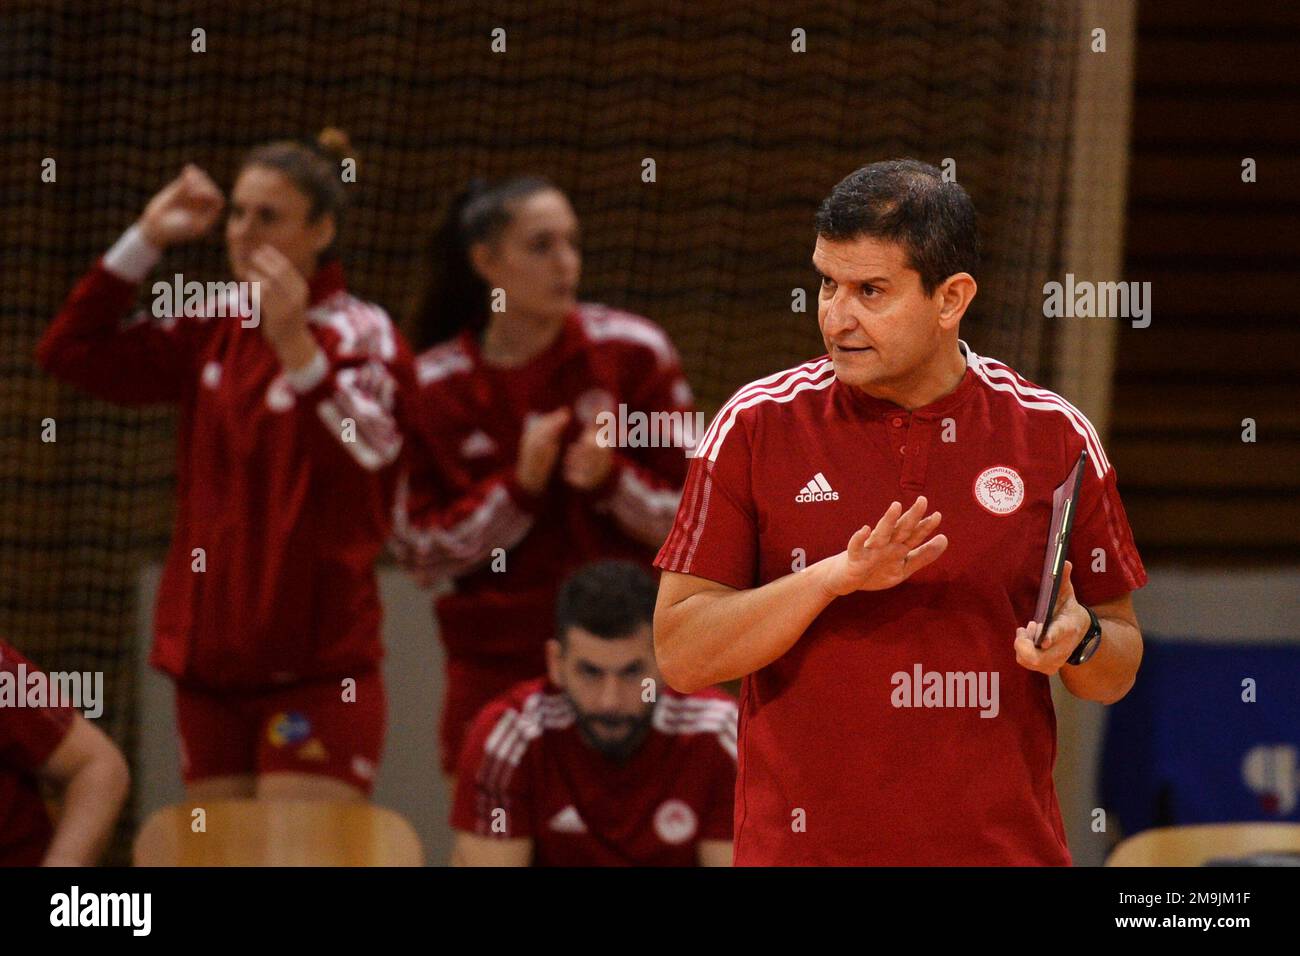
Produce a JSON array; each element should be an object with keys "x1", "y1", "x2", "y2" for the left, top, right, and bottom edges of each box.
[
  {"x1": 390, "y1": 303, "x2": 693, "y2": 661},
  {"x1": 37, "y1": 235, "x2": 415, "y2": 691}
]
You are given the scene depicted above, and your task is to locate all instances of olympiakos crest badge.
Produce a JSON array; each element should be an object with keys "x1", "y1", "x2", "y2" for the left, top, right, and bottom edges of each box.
[
  {"x1": 653, "y1": 799, "x2": 698, "y2": 845},
  {"x1": 973, "y1": 465, "x2": 1025, "y2": 515}
]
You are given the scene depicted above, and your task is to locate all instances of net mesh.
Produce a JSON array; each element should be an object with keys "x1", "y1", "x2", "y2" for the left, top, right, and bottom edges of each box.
[{"x1": 0, "y1": 0, "x2": 1077, "y2": 860}]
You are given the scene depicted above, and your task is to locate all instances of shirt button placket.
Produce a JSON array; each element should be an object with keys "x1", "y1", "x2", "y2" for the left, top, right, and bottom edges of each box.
[
  {"x1": 900, "y1": 417, "x2": 931, "y2": 491},
  {"x1": 886, "y1": 414, "x2": 908, "y2": 484}
]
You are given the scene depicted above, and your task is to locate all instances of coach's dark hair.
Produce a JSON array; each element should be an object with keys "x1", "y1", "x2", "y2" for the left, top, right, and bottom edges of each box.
[
  {"x1": 241, "y1": 127, "x2": 352, "y2": 262},
  {"x1": 554, "y1": 560, "x2": 658, "y2": 645},
  {"x1": 409, "y1": 174, "x2": 559, "y2": 351},
  {"x1": 814, "y1": 159, "x2": 979, "y2": 295}
]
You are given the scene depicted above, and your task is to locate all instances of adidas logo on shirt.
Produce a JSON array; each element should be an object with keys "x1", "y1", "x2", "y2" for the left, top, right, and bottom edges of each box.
[{"x1": 796, "y1": 472, "x2": 840, "y2": 503}]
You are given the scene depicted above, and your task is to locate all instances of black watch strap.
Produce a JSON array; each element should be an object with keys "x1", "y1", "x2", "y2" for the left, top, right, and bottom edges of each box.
[{"x1": 1067, "y1": 604, "x2": 1103, "y2": 666}]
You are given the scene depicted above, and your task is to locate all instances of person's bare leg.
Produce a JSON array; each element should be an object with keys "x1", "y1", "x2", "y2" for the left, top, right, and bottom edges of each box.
[
  {"x1": 256, "y1": 772, "x2": 365, "y2": 802},
  {"x1": 185, "y1": 775, "x2": 256, "y2": 802}
]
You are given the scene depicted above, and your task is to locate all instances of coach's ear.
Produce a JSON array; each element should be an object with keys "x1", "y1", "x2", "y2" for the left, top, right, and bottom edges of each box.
[
  {"x1": 936, "y1": 272, "x2": 977, "y2": 329},
  {"x1": 545, "y1": 637, "x2": 564, "y2": 686}
]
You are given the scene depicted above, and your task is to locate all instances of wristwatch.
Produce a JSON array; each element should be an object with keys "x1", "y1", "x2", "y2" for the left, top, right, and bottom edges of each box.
[{"x1": 1066, "y1": 604, "x2": 1103, "y2": 666}]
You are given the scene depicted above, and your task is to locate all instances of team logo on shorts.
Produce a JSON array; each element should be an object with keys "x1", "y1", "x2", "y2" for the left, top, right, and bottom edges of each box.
[
  {"x1": 297, "y1": 738, "x2": 328, "y2": 762},
  {"x1": 267, "y1": 711, "x2": 312, "y2": 748},
  {"x1": 653, "y1": 799, "x2": 698, "y2": 845},
  {"x1": 973, "y1": 466, "x2": 1025, "y2": 515}
]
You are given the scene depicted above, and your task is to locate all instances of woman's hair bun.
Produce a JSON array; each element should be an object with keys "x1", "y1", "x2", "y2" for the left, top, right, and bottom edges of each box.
[{"x1": 316, "y1": 127, "x2": 353, "y2": 164}]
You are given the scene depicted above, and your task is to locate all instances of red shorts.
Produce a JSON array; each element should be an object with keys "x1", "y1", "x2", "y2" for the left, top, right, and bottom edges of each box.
[
  {"x1": 440, "y1": 653, "x2": 545, "y2": 774},
  {"x1": 175, "y1": 670, "x2": 386, "y2": 795}
]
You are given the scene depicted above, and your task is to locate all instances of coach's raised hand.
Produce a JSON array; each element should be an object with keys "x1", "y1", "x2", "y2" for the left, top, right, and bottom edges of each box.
[
  {"x1": 656, "y1": 495, "x2": 948, "y2": 693},
  {"x1": 139, "y1": 164, "x2": 225, "y2": 248},
  {"x1": 817, "y1": 496, "x2": 947, "y2": 597}
]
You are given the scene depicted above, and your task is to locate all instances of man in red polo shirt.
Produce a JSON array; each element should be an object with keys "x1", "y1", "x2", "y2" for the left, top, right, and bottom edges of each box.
[
  {"x1": 451, "y1": 561, "x2": 735, "y2": 866},
  {"x1": 653, "y1": 159, "x2": 1147, "y2": 866}
]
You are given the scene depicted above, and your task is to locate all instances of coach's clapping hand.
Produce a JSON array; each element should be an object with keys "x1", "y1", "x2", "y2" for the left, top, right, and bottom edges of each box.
[
  {"x1": 817, "y1": 496, "x2": 947, "y2": 597},
  {"x1": 139, "y1": 164, "x2": 225, "y2": 248},
  {"x1": 1013, "y1": 559, "x2": 1090, "y2": 676}
]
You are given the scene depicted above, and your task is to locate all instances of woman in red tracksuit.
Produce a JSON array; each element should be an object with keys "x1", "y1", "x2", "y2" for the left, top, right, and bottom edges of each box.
[
  {"x1": 37, "y1": 130, "x2": 415, "y2": 802},
  {"x1": 390, "y1": 176, "x2": 695, "y2": 781}
]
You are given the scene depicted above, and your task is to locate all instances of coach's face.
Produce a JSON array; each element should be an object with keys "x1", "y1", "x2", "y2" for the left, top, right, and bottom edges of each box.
[
  {"x1": 548, "y1": 623, "x2": 658, "y2": 761},
  {"x1": 814, "y1": 234, "x2": 955, "y2": 395}
]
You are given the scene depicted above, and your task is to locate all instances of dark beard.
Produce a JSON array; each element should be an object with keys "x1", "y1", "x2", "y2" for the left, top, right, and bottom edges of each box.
[{"x1": 573, "y1": 708, "x2": 653, "y2": 762}]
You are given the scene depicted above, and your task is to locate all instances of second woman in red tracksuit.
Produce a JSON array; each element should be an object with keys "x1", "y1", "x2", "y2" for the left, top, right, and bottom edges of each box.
[
  {"x1": 390, "y1": 176, "x2": 696, "y2": 779},
  {"x1": 37, "y1": 130, "x2": 415, "y2": 802}
]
